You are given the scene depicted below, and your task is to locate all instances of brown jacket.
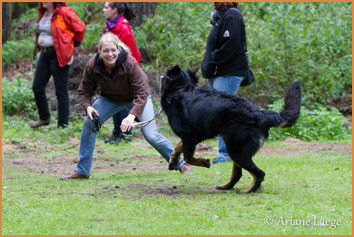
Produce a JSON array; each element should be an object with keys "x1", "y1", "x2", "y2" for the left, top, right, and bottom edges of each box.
[{"x1": 77, "y1": 53, "x2": 150, "y2": 120}]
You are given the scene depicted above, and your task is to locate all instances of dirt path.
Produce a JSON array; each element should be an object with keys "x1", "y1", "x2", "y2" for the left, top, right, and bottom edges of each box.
[{"x1": 2, "y1": 138, "x2": 352, "y2": 179}]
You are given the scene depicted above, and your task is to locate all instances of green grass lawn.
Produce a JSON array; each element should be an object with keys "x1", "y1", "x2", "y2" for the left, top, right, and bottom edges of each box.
[{"x1": 2, "y1": 116, "x2": 352, "y2": 235}]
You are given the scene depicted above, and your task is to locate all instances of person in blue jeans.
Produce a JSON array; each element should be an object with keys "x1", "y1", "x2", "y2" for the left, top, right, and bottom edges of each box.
[
  {"x1": 61, "y1": 33, "x2": 191, "y2": 179},
  {"x1": 102, "y1": 2, "x2": 141, "y2": 144},
  {"x1": 104, "y1": 109, "x2": 132, "y2": 144},
  {"x1": 202, "y1": 2, "x2": 249, "y2": 163}
]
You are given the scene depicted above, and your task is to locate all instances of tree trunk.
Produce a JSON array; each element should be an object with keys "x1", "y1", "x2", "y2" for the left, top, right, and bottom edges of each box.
[
  {"x1": 2, "y1": 2, "x2": 12, "y2": 43},
  {"x1": 12, "y1": 3, "x2": 27, "y2": 20},
  {"x1": 128, "y1": 2, "x2": 157, "y2": 27}
]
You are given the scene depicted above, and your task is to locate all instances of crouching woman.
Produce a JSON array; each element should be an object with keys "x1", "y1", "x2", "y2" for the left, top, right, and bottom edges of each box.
[{"x1": 62, "y1": 33, "x2": 191, "y2": 179}]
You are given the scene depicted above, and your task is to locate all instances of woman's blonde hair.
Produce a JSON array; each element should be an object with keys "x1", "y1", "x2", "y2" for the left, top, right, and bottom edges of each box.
[{"x1": 97, "y1": 32, "x2": 131, "y2": 55}]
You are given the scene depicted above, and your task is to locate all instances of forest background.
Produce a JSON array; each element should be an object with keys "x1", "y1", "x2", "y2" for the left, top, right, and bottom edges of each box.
[{"x1": 2, "y1": 2, "x2": 352, "y2": 141}]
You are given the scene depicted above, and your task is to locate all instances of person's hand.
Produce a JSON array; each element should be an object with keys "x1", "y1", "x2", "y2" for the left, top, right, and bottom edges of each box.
[
  {"x1": 121, "y1": 114, "x2": 136, "y2": 132},
  {"x1": 86, "y1": 106, "x2": 99, "y2": 120}
]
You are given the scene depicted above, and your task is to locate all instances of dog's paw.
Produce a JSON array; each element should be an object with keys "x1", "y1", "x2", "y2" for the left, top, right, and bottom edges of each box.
[
  {"x1": 168, "y1": 162, "x2": 177, "y2": 170},
  {"x1": 216, "y1": 185, "x2": 233, "y2": 190},
  {"x1": 205, "y1": 159, "x2": 211, "y2": 168}
]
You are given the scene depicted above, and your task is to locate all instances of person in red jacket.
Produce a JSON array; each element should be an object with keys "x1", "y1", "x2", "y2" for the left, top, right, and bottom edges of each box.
[
  {"x1": 102, "y1": 2, "x2": 141, "y2": 144},
  {"x1": 31, "y1": 2, "x2": 86, "y2": 128}
]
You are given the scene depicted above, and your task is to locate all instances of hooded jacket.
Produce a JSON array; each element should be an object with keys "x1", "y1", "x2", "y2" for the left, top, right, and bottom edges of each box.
[
  {"x1": 77, "y1": 49, "x2": 150, "y2": 120},
  {"x1": 103, "y1": 15, "x2": 141, "y2": 64},
  {"x1": 202, "y1": 7, "x2": 248, "y2": 79},
  {"x1": 36, "y1": 3, "x2": 86, "y2": 67}
]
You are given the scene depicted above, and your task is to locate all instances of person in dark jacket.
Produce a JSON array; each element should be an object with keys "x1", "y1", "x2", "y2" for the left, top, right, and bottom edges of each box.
[
  {"x1": 61, "y1": 33, "x2": 191, "y2": 179},
  {"x1": 102, "y1": 2, "x2": 141, "y2": 144},
  {"x1": 201, "y1": 2, "x2": 249, "y2": 163},
  {"x1": 31, "y1": 2, "x2": 86, "y2": 128}
]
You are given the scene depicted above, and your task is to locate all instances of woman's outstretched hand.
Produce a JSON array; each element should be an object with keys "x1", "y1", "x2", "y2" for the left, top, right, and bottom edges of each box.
[{"x1": 121, "y1": 114, "x2": 136, "y2": 132}]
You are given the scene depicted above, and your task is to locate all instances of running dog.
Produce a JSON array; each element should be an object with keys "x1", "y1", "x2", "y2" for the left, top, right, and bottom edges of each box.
[{"x1": 161, "y1": 65, "x2": 301, "y2": 193}]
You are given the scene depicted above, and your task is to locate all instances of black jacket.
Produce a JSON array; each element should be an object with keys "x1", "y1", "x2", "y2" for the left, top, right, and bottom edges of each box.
[{"x1": 202, "y1": 8, "x2": 248, "y2": 79}]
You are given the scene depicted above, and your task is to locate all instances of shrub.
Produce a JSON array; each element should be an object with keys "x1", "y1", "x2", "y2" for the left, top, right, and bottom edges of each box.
[
  {"x1": 80, "y1": 23, "x2": 104, "y2": 52},
  {"x1": 267, "y1": 100, "x2": 352, "y2": 141},
  {"x1": 2, "y1": 39, "x2": 35, "y2": 67},
  {"x1": 135, "y1": 2, "x2": 211, "y2": 72},
  {"x1": 241, "y1": 2, "x2": 352, "y2": 105},
  {"x1": 2, "y1": 77, "x2": 36, "y2": 115}
]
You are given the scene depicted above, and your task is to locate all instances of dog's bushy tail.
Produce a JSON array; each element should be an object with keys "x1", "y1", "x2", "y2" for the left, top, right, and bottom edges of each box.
[
  {"x1": 259, "y1": 81, "x2": 301, "y2": 128},
  {"x1": 279, "y1": 81, "x2": 301, "y2": 127}
]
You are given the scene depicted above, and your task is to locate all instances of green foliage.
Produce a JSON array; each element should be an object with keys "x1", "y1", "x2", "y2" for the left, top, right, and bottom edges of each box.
[
  {"x1": 267, "y1": 100, "x2": 352, "y2": 141},
  {"x1": 67, "y1": 2, "x2": 104, "y2": 25},
  {"x1": 2, "y1": 39, "x2": 35, "y2": 67},
  {"x1": 2, "y1": 77, "x2": 36, "y2": 116},
  {"x1": 11, "y1": 7, "x2": 37, "y2": 26},
  {"x1": 2, "y1": 2, "x2": 351, "y2": 142},
  {"x1": 80, "y1": 23, "x2": 104, "y2": 51},
  {"x1": 242, "y1": 2, "x2": 352, "y2": 105},
  {"x1": 135, "y1": 2, "x2": 211, "y2": 73},
  {"x1": 135, "y1": 2, "x2": 351, "y2": 106}
]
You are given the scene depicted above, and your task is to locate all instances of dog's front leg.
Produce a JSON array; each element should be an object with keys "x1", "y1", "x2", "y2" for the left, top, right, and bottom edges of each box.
[
  {"x1": 182, "y1": 141, "x2": 210, "y2": 168},
  {"x1": 168, "y1": 140, "x2": 183, "y2": 170},
  {"x1": 188, "y1": 157, "x2": 211, "y2": 168}
]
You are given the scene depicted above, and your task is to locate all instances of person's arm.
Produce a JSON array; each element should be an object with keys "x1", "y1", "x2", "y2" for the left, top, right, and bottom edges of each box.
[
  {"x1": 120, "y1": 114, "x2": 136, "y2": 132},
  {"x1": 77, "y1": 62, "x2": 98, "y2": 117},
  {"x1": 120, "y1": 60, "x2": 149, "y2": 132},
  {"x1": 125, "y1": 60, "x2": 149, "y2": 120},
  {"x1": 61, "y1": 7, "x2": 86, "y2": 45}
]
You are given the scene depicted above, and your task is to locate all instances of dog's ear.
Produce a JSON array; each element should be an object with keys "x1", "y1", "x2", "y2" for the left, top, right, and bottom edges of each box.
[
  {"x1": 168, "y1": 65, "x2": 181, "y2": 79},
  {"x1": 187, "y1": 67, "x2": 199, "y2": 85}
]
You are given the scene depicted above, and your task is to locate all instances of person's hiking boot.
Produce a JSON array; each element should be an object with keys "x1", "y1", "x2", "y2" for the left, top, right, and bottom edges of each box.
[
  {"x1": 179, "y1": 163, "x2": 192, "y2": 174},
  {"x1": 212, "y1": 156, "x2": 231, "y2": 164},
  {"x1": 121, "y1": 134, "x2": 132, "y2": 142},
  {"x1": 61, "y1": 171, "x2": 89, "y2": 180},
  {"x1": 105, "y1": 133, "x2": 132, "y2": 144},
  {"x1": 104, "y1": 133, "x2": 122, "y2": 144},
  {"x1": 30, "y1": 119, "x2": 50, "y2": 128}
]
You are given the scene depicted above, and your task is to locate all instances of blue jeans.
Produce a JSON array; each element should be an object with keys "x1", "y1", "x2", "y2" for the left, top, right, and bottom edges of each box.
[
  {"x1": 208, "y1": 75, "x2": 244, "y2": 159},
  {"x1": 76, "y1": 95, "x2": 185, "y2": 177},
  {"x1": 112, "y1": 109, "x2": 132, "y2": 136}
]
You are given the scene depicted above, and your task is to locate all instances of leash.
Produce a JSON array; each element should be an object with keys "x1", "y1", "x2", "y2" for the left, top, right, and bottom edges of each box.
[
  {"x1": 132, "y1": 76, "x2": 164, "y2": 129},
  {"x1": 132, "y1": 105, "x2": 163, "y2": 129}
]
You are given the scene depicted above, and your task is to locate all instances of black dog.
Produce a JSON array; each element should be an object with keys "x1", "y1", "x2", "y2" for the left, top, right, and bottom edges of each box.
[{"x1": 161, "y1": 65, "x2": 301, "y2": 193}]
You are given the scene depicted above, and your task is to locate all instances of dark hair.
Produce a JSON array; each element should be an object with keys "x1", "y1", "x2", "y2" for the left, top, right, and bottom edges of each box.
[
  {"x1": 108, "y1": 2, "x2": 136, "y2": 21},
  {"x1": 53, "y1": 2, "x2": 65, "y2": 9},
  {"x1": 40, "y1": 2, "x2": 65, "y2": 9},
  {"x1": 214, "y1": 2, "x2": 238, "y2": 11}
]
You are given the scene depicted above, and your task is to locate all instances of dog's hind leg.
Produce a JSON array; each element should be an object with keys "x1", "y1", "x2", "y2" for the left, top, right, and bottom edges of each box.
[
  {"x1": 237, "y1": 158, "x2": 265, "y2": 193},
  {"x1": 216, "y1": 162, "x2": 242, "y2": 190},
  {"x1": 168, "y1": 140, "x2": 183, "y2": 170}
]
